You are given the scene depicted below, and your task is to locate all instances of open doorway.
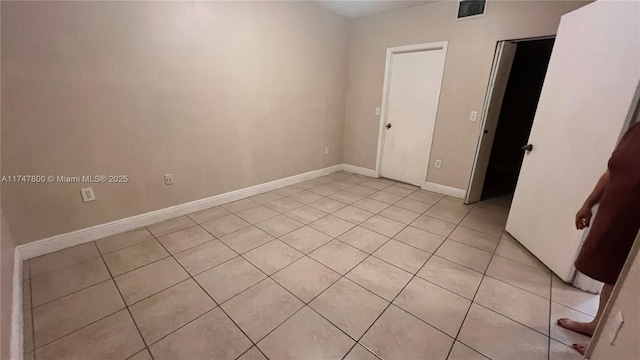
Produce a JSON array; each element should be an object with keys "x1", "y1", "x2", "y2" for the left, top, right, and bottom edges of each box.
[
  {"x1": 482, "y1": 38, "x2": 555, "y2": 201},
  {"x1": 466, "y1": 37, "x2": 555, "y2": 205}
]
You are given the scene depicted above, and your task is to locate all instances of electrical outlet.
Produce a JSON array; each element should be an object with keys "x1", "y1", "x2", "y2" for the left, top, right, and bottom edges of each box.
[
  {"x1": 469, "y1": 111, "x2": 478, "y2": 122},
  {"x1": 324, "y1": 147, "x2": 330, "y2": 155},
  {"x1": 80, "y1": 187, "x2": 95, "y2": 202},
  {"x1": 164, "y1": 174, "x2": 173, "y2": 185},
  {"x1": 375, "y1": 107, "x2": 381, "y2": 116},
  {"x1": 434, "y1": 159, "x2": 442, "y2": 169}
]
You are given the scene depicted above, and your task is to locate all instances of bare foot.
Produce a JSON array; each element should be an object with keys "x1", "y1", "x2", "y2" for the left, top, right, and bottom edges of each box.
[
  {"x1": 557, "y1": 318, "x2": 595, "y2": 337},
  {"x1": 572, "y1": 343, "x2": 588, "y2": 355}
]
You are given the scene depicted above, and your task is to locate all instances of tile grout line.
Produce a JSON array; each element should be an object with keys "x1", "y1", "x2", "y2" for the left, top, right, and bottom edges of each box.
[
  {"x1": 373, "y1": 253, "x2": 479, "y2": 301},
  {"x1": 28, "y1": 251, "x2": 107, "y2": 281},
  {"x1": 480, "y1": 272, "x2": 551, "y2": 302},
  {"x1": 336, "y1": 192, "x2": 465, "y2": 358},
  {"x1": 186, "y1": 212, "x2": 231, "y2": 225},
  {"x1": 96, "y1": 236, "x2": 158, "y2": 257},
  {"x1": 161, "y1": 179, "x2": 449, "y2": 358},
  {"x1": 260, "y1": 178, "x2": 455, "y2": 346},
  {"x1": 38, "y1": 202, "x2": 424, "y2": 296},
  {"x1": 343, "y1": 221, "x2": 457, "y2": 358},
  {"x1": 146, "y1": 229, "x2": 272, "y2": 360},
  {"x1": 257, "y1": 253, "x2": 391, "y2": 353},
  {"x1": 125, "y1": 186, "x2": 397, "y2": 340},
  {"x1": 232, "y1": 230, "x2": 390, "y2": 350},
  {"x1": 28, "y1": 269, "x2": 35, "y2": 358},
  {"x1": 209, "y1": 181, "x2": 425, "y2": 357},
  {"x1": 490, "y1": 250, "x2": 550, "y2": 272},
  {"x1": 236, "y1": 177, "x2": 529, "y2": 358},
  {"x1": 193, "y1": 182, "x2": 442, "y2": 261},
  {"x1": 95, "y1": 242, "x2": 155, "y2": 360},
  {"x1": 442, "y1": 204, "x2": 501, "y2": 360},
  {"x1": 146, "y1": 219, "x2": 200, "y2": 239},
  {"x1": 29, "y1": 239, "x2": 222, "y2": 309},
  {"x1": 29, "y1": 278, "x2": 120, "y2": 351},
  {"x1": 445, "y1": 233, "x2": 499, "y2": 254},
  {"x1": 467, "y1": 298, "x2": 554, "y2": 343},
  {"x1": 156, "y1": 237, "x2": 262, "y2": 355},
  {"x1": 192, "y1": 212, "x2": 377, "y2": 357},
  {"x1": 445, "y1": 202, "x2": 556, "y2": 359},
  {"x1": 29, "y1": 269, "x2": 150, "y2": 355}
]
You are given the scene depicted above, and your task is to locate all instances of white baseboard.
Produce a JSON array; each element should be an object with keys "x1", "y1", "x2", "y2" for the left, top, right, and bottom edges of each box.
[
  {"x1": 342, "y1": 164, "x2": 377, "y2": 178},
  {"x1": 11, "y1": 251, "x2": 24, "y2": 360},
  {"x1": 422, "y1": 181, "x2": 466, "y2": 199},
  {"x1": 18, "y1": 164, "x2": 342, "y2": 261},
  {"x1": 573, "y1": 271, "x2": 603, "y2": 294}
]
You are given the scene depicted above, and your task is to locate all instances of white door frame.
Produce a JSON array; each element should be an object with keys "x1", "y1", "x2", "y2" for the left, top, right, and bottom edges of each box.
[
  {"x1": 464, "y1": 41, "x2": 514, "y2": 203},
  {"x1": 374, "y1": 41, "x2": 448, "y2": 183}
]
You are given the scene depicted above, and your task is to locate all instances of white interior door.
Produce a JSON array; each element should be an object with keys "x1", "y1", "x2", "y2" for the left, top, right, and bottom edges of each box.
[
  {"x1": 380, "y1": 43, "x2": 447, "y2": 186},
  {"x1": 506, "y1": 0, "x2": 640, "y2": 281},
  {"x1": 466, "y1": 42, "x2": 518, "y2": 203}
]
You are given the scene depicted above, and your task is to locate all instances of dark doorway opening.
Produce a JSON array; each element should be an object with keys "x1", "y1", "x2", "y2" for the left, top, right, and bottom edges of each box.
[{"x1": 481, "y1": 38, "x2": 555, "y2": 201}]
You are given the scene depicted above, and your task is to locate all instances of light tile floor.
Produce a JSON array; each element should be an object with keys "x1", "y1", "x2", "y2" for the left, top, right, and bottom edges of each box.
[{"x1": 22, "y1": 172, "x2": 599, "y2": 360}]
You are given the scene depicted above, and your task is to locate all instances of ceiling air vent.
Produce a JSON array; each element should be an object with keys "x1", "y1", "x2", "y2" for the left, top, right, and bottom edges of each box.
[{"x1": 457, "y1": 0, "x2": 486, "y2": 19}]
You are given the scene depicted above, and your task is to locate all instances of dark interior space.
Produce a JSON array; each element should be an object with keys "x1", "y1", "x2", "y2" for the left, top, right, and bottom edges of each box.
[{"x1": 481, "y1": 38, "x2": 555, "y2": 200}]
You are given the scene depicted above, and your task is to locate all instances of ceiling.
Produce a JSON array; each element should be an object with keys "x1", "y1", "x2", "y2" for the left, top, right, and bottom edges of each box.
[{"x1": 314, "y1": 1, "x2": 437, "y2": 19}]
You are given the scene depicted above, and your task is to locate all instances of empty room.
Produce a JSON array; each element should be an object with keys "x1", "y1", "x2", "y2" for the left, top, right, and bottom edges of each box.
[{"x1": 1, "y1": 1, "x2": 639, "y2": 360}]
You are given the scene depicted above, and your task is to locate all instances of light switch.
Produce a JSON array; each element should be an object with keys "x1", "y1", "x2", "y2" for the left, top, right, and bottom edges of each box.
[
  {"x1": 375, "y1": 107, "x2": 381, "y2": 116},
  {"x1": 469, "y1": 111, "x2": 478, "y2": 122}
]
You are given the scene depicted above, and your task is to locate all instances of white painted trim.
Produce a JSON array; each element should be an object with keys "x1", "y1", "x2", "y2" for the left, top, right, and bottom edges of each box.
[
  {"x1": 374, "y1": 47, "x2": 395, "y2": 178},
  {"x1": 466, "y1": 41, "x2": 502, "y2": 204},
  {"x1": 342, "y1": 164, "x2": 377, "y2": 178},
  {"x1": 465, "y1": 41, "x2": 511, "y2": 204},
  {"x1": 375, "y1": 41, "x2": 448, "y2": 184},
  {"x1": 422, "y1": 181, "x2": 466, "y2": 199},
  {"x1": 17, "y1": 164, "x2": 342, "y2": 261},
  {"x1": 11, "y1": 250, "x2": 23, "y2": 360}
]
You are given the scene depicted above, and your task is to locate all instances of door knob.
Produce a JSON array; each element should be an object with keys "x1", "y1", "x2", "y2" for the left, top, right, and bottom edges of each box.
[
  {"x1": 386, "y1": 123, "x2": 392, "y2": 129},
  {"x1": 522, "y1": 144, "x2": 533, "y2": 151}
]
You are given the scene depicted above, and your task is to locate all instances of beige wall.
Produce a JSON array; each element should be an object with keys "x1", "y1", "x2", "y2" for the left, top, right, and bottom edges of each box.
[
  {"x1": 589, "y1": 232, "x2": 640, "y2": 360},
  {"x1": 0, "y1": 1, "x2": 15, "y2": 353},
  {"x1": 1, "y1": 4, "x2": 16, "y2": 349},
  {"x1": 1, "y1": 1, "x2": 348, "y2": 244},
  {"x1": 343, "y1": 0, "x2": 590, "y2": 190},
  {"x1": 0, "y1": 1, "x2": 597, "y2": 242}
]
